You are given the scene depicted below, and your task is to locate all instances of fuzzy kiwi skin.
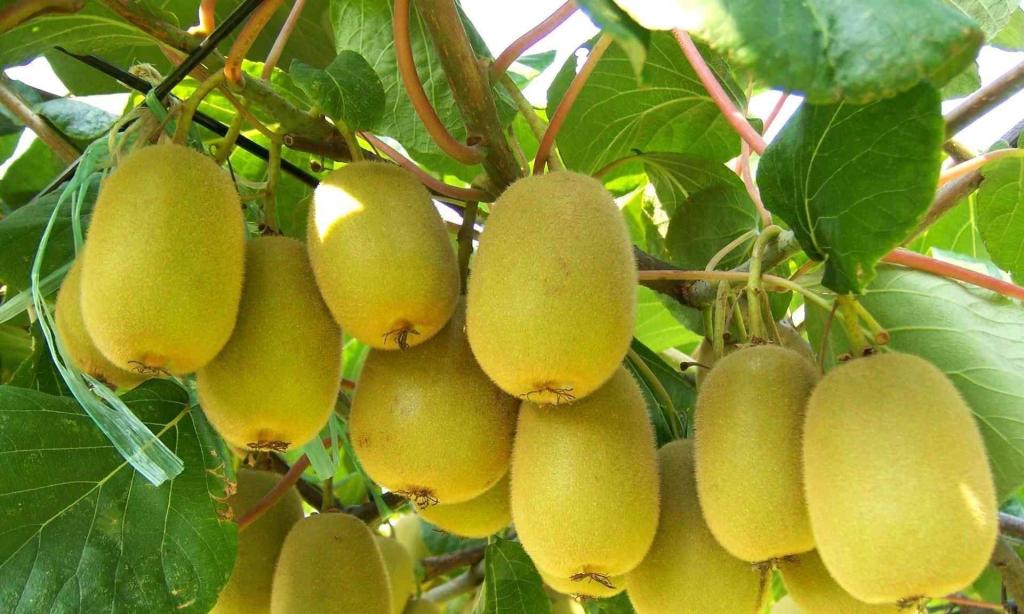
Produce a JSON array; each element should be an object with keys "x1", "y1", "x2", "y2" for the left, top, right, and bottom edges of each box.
[
  {"x1": 271, "y1": 513, "x2": 390, "y2": 614},
  {"x1": 693, "y1": 321, "x2": 813, "y2": 388},
  {"x1": 541, "y1": 571, "x2": 624, "y2": 598},
  {"x1": 55, "y1": 259, "x2": 148, "y2": 389},
  {"x1": 81, "y1": 143, "x2": 244, "y2": 375},
  {"x1": 212, "y1": 469, "x2": 303, "y2": 614},
  {"x1": 695, "y1": 344, "x2": 818, "y2": 562},
  {"x1": 198, "y1": 237, "x2": 341, "y2": 451},
  {"x1": 307, "y1": 161, "x2": 458, "y2": 350},
  {"x1": 375, "y1": 536, "x2": 416, "y2": 614},
  {"x1": 403, "y1": 600, "x2": 440, "y2": 614},
  {"x1": 625, "y1": 439, "x2": 763, "y2": 614},
  {"x1": 418, "y1": 472, "x2": 510, "y2": 538},
  {"x1": 511, "y1": 367, "x2": 659, "y2": 579},
  {"x1": 392, "y1": 514, "x2": 429, "y2": 561},
  {"x1": 780, "y1": 551, "x2": 901, "y2": 614},
  {"x1": 351, "y1": 304, "x2": 517, "y2": 505},
  {"x1": 803, "y1": 352, "x2": 997, "y2": 604},
  {"x1": 771, "y1": 596, "x2": 802, "y2": 614},
  {"x1": 467, "y1": 172, "x2": 636, "y2": 405}
]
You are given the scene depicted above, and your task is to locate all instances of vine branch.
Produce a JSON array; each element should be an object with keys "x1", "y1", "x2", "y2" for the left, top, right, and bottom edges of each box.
[
  {"x1": 946, "y1": 59, "x2": 1024, "y2": 137},
  {"x1": 0, "y1": 0, "x2": 83, "y2": 34},
  {"x1": 422, "y1": 544, "x2": 486, "y2": 581},
  {"x1": 0, "y1": 76, "x2": 80, "y2": 163},
  {"x1": 422, "y1": 560, "x2": 485, "y2": 603},
  {"x1": 882, "y1": 248, "x2": 1024, "y2": 301}
]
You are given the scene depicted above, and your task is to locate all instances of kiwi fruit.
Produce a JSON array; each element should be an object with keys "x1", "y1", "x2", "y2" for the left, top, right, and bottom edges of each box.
[
  {"x1": 418, "y1": 472, "x2": 510, "y2": 538},
  {"x1": 198, "y1": 237, "x2": 341, "y2": 451},
  {"x1": 541, "y1": 571, "x2": 624, "y2": 598},
  {"x1": 307, "y1": 161, "x2": 458, "y2": 350},
  {"x1": 212, "y1": 469, "x2": 304, "y2": 614},
  {"x1": 693, "y1": 321, "x2": 814, "y2": 388},
  {"x1": 350, "y1": 304, "x2": 517, "y2": 505},
  {"x1": 391, "y1": 514, "x2": 429, "y2": 561},
  {"x1": 772, "y1": 596, "x2": 802, "y2": 614},
  {"x1": 375, "y1": 535, "x2": 416, "y2": 614},
  {"x1": 803, "y1": 352, "x2": 997, "y2": 603},
  {"x1": 466, "y1": 172, "x2": 636, "y2": 405},
  {"x1": 694, "y1": 345, "x2": 818, "y2": 562},
  {"x1": 80, "y1": 143, "x2": 245, "y2": 375},
  {"x1": 403, "y1": 600, "x2": 439, "y2": 614},
  {"x1": 271, "y1": 512, "x2": 390, "y2": 613},
  {"x1": 625, "y1": 439, "x2": 763, "y2": 614},
  {"x1": 511, "y1": 367, "x2": 659, "y2": 579},
  {"x1": 780, "y1": 551, "x2": 900, "y2": 613},
  {"x1": 55, "y1": 259, "x2": 148, "y2": 389}
]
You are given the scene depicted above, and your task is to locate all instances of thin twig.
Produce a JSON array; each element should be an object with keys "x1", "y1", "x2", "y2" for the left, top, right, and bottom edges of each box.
[
  {"x1": 422, "y1": 544, "x2": 487, "y2": 581},
  {"x1": 497, "y1": 74, "x2": 563, "y2": 171},
  {"x1": 992, "y1": 537, "x2": 1024, "y2": 607},
  {"x1": 882, "y1": 248, "x2": 1024, "y2": 301},
  {"x1": 1003, "y1": 513, "x2": 1024, "y2": 541},
  {"x1": 262, "y1": 0, "x2": 307, "y2": 78},
  {"x1": 359, "y1": 132, "x2": 493, "y2": 202},
  {"x1": 422, "y1": 560, "x2": 486, "y2": 603},
  {"x1": 533, "y1": 34, "x2": 612, "y2": 174},
  {"x1": 943, "y1": 594, "x2": 1002, "y2": 611},
  {"x1": 0, "y1": 76, "x2": 79, "y2": 163},
  {"x1": 393, "y1": 0, "x2": 483, "y2": 166},
  {"x1": 224, "y1": 0, "x2": 284, "y2": 84},
  {"x1": 672, "y1": 29, "x2": 766, "y2": 155},
  {"x1": 946, "y1": 59, "x2": 1024, "y2": 136},
  {"x1": 0, "y1": 0, "x2": 83, "y2": 34},
  {"x1": 490, "y1": 1, "x2": 577, "y2": 78},
  {"x1": 236, "y1": 455, "x2": 309, "y2": 531}
]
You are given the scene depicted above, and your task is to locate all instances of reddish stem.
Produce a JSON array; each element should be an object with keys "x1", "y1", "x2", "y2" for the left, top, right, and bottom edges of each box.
[
  {"x1": 942, "y1": 594, "x2": 1002, "y2": 611},
  {"x1": 224, "y1": 0, "x2": 284, "y2": 85},
  {"x1": 393, "y1": 0, "x2": 483, "y2": 165},
  {"x1": 762, "y1": 92, "x2": 790, "y2": 133},
  {"x1": 359, "y1": 132, "x2": 493, "y2": 202},
  {"x1": 262, "y1": 0, "x2": 306, "y2": 79},
  {"x1": 672, "y1": 29, "x2": 767, "y2": 155},
  {"x1": 883, "y1": 248, "x2": 1024, "y2": 301},
  {"x1": 533, "y1": 34, "x2": 612, "y2": 174},
  {"x1": 236, "y1": 455, "x2": 309, "y2": 531},
  {"x1": 490, "y1": 1, "x2": 578, "y2": 78}
]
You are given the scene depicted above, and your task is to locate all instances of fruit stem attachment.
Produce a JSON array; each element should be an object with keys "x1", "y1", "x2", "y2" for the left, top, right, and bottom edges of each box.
[
  {"x1": 393, "y1": 0, "x2": 483, "y2": 166},
  {"x1": 746, "y1": 226, "x2": 783, "y2": 341},
  {"x1": 836, "y1": 295, "x2": 870, "y2": 357},
  {"x1": 490, "y1": 1, "x2": 577, "y2": 78},
  {"x1": 224, "y1": 0, "x2": 284, "y2": 85},
  {"x1": 533, "y1": 34, "x2": 612, "y2": 174},
  {"x1": 173, "y1": 71, "x2": 226, "y2": 145},
  {"x1": 850, "y1": 300, "x2": 890, "y2": 345},
  {"x1": 731, "y1": 297, "x2": 749, "y2": 343},
  {"x1": 628, "y1": 347, "x2": 683, "y2": 440}
]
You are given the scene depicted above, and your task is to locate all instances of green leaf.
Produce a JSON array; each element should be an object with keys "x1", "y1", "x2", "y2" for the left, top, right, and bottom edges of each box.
[
  {"x1": 290, "y1": 51, "x2": 385, "y2": 131},
  {"x1": 680, "y1": 0, "x2": 982, "y2": 104},
  {"x1": 0, "y1": 380, "x2": 237, "y2": 612},
  {"x1": 575, "y1": 0, "x2": 649, "y2": 77},
  {"x1": 641, "y1": 153, "x2": 758, "y2": 270},
  {"x1": 992, "y1": 8, "x2": 1024, "y2": 50},
  {"x1": 757, "y1": 84, "x2": 944, "y2": 293},
  {"x1": 941, "y1": 61, "x2": 981, "y2": 99},
  {"x1": 584, "y1": 593, "x2": 637, "y2": 613},
  {"x1": 0, "y1": 139, "x2": 69, "y2": 211},
  {"x1": 478, "y1": 539, "x2": 550, "y2": 614},
  {"x1": 548, "y1": 32, "x2": 744, "y2": 174},
  {"x1": 420, "y1": 520, "x2": 484, "y2": 557},
  {"x1": 330, "y1": 0, "x2": 514, "y2": 178},
  {"x1": 947, "y1": 0, "x2": 1018, "y2": 37},
  {"x1": 7, "y1": 323, "x2": 70, "y2": 396},
  {"x1": 0, "y1": 178, "x2": 96, "y2": 294},
  {"x1": 976, "y1": 154, "x2": 1024, "y2": 283},
  {"x1": 0, "y1": 324, "x2": 32, "y2": 384},
  {"x1": 805, "y1": 267, "x2": 1024, "y2": 499},
  {"x1": 627, "y1": 338, "x2": 696, "y2": 444},
  {"x1": 0, "y1": 131, "x2": 21, "y2": 173},
  {"x1": 906, "y1": 193, "x2": 990, "y2": 260},
  {"x1": 36, "y1": 99, "x2": 116, "y2": 146}
]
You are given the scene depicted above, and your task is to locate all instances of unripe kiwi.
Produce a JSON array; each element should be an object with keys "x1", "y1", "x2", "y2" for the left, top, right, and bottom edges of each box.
[
  {"x1": 467, "y1": 172, "x2": 636, "y2": 405},
  {"x1": 55, "y1": 259, "x2": 148, "y2": 389},
  {"x1": 511, "y1": 367, "x2": 659, "y2": 579},
  {"x1": 541, "y1": 571, "x2": 624, "y2": 598},
  {"x1": 403, "y1": 600, "x2": 439, "y2": 614},
  {"x1": 780, "y1": 551, "x2": 901, "y2": 614},
  {"x1": 198, "y1": 237, "x2": 341, "y2": 451},
  {"x1": 418, "y1": 473, "x2": 510, "y2": 538},
  {"x1": 375, "y1": 536, "x2": 416, "y2": 614},
  {"x1": 351, "y1": 304, "x2": 517, "y2": 505},
  {"x1": 625, "y1": 439, "x2": 763, "y2": 614},
  {"x1": 695, "y1": 345, "x2": 818, "y2": 561},
  {"x1": 391, "y1": 514, "x2": 429, "y2": 561},
  {"x1": 212, "y1": 469, "x2": 303, "y2": 614},
  {"x1": 803, "y1": 352, "x2": 997, "y2": 603},
  {"x1": 307, "y1": 161, "x2": 458, "y2": 350},
  {"x1": 271, "y1": 512, "x2": 390, "y2": 613},
  {"x1": 81, "y1": 143, "x2": 244, "y2": 375}
]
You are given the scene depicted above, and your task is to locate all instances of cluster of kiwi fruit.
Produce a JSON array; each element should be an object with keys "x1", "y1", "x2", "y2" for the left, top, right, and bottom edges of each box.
[{"x1": 56, "y1": 142, "x2": 999, "y2": 613}]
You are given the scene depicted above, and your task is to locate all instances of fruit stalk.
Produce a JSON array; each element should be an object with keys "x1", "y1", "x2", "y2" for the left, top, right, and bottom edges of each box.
[
  {"x1": 237, "y1": 457, "x2": 309, "y2": 531},
  {"x1": 421, "y1": 544, "x2": 487, "y2": 581},
  {"x1": 173, "y1": 71, "x2": 226, "y2": 144},
  {"x1": 746, "y1": 225, "x2": 783, "y2": 340}
]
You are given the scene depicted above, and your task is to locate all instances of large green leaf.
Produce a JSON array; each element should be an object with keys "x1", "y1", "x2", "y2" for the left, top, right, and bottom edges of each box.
[
  {"x1": 0, "y1": 139, "x2": 69, "y2": 211},
  {"x1": 478, "y1": 539, "x2": 550, "y2": 614},
  {"x1": 548, "y1": 32, "x2": 743, "y2": 174},
  {"x1": 947, "y1": 0, "x2": 1018, "y2": 36},
  {"x1": 906, "y1": 193, "x2": 990, "y2": 260},
  {"x1": 584, "y1": 593, "x2": 636, "y2": 613},
  {"x1": 758, "y1": 84, "x2": 944, "y2": 293},
  {"x1": 992, "y1": 8, "x2": 1024, "y2": 50},
  {"x1": 805, "y1": 267, "x2": 1024, "y2": 500},
  {"x1": 575, "y1": 0, "x2": 649, "y2": 77},
  {"x1": 641, "y1": 153, "x2": 758, "y2": 271},
  {"x1": 290, "y1": 51, "x2": 385, "y2": 131},
  {"x1": 627, "y1": 338, "x2": 695, "y2": 445},
  {"x1": 36, "y1": 99, "x2": 116, "y2": 147},
  {"x1": 976, "y1": 155, "x2": 1024, "y2": 283},
  {"x1": 678, "y1": 0, "x2": 982, "y2": 104},
  {"x1": 0, "y1": 380, "x2": 237, "y2": 612}
]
